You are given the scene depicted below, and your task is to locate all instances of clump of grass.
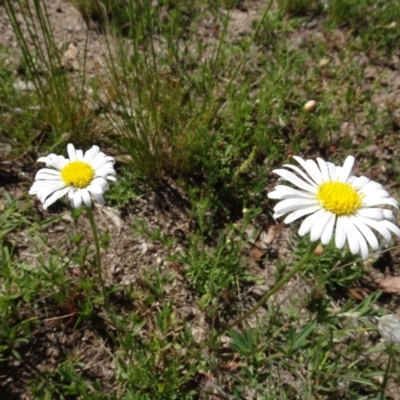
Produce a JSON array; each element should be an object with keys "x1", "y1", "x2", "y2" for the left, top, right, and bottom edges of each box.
[
  {"x1": 100, "y1": 1, "x2": 221, "y2": 181},
  {"x1": 99, "y1": 0, "x2": 274, "y2": 183},
  {"x1": 4, "y1": 0, "x2": 96, "y2": 151}
]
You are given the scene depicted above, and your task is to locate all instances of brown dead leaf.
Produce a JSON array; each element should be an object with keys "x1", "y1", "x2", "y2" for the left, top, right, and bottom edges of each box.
[
  {"x1": 374, "y1": 276, "x2": 400, "y2": 293},
  {"x1": 221, "y1": 358, "x2": 240, "y2": 372},
  {"x1": 169, "y1": 262, "x2": 182, "y2": 272},
  {"x1": 259, "y1": 224, "x2": 277, "y2": 248},
  {"x1": 250, "y1": 242, "x2": 267, "y2": 261},
  {"x1": 249, "y1": 224, "x2": 278, "y2": 261},
  {"x1": 347, "y1": 287, "x2": 371, "y2": 301}
]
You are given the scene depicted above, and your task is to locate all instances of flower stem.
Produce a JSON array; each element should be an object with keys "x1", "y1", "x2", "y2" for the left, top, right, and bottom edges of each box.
[
  {"x1": 86, "y1": 206, "x2": 110, "y2": 312},
  {"x1": 380, "y1": 344, "x2": 394, "y2": 397},
  {"x1": 226, "y1": 240, "x2": 320, "y2": 330}
]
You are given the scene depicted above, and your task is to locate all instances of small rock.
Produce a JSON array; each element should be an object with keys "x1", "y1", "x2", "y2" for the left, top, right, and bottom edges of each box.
[
  {"x1": 62, "y1": 42, "x2": 79, "y2": 71},
  {"x1": 140, "y1": 242, "x2": 154, "y2": 254},
  {"x1": 366, "y1": 144, "x2": 379, "y2": 154},
  {"x1": 251, "y1": 284, "x2": 269, "y2": 297}
]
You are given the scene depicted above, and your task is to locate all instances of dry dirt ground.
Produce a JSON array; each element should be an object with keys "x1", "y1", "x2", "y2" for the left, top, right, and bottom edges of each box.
[{"x1": 1, "y1": 0, "x2": 400, "y2": 399}]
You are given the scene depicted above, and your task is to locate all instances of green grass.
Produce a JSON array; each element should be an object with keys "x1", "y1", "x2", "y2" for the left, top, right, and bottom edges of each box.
[{"x1": 1, "y1": 0, "x2": 400, "y2": 398}]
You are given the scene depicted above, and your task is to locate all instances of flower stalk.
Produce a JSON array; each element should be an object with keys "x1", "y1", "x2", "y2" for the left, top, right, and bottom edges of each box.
[
  {"x1": 226, "y1": 240, "x2": 320, "y2": 330},
  {"x1": 86, "y1": 206, "x2": 111, "y2": 313}
]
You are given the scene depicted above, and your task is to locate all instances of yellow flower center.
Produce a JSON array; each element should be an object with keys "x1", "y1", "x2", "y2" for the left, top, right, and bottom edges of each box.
[
  {"x1": 317, "y1": 181, "x2": 362, "y2": 215},
  {"x1": 61, "y1": 161, "x2": 94, "y2": 188}
]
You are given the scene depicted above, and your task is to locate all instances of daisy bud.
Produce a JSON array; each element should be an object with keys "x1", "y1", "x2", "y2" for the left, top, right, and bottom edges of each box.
[{"x1": 304, "y1": 100, "x2": 317, "y2": 113}]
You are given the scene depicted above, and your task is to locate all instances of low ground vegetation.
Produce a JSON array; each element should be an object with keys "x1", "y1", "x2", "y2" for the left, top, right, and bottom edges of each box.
[{"x1": 1, "y1": 0, "x2": 400, "y2": 399}]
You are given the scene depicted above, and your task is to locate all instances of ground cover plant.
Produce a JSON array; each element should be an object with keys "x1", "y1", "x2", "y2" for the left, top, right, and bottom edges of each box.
[{"x1": 1, "y1": 0, "x2": 400, "y2": 399}]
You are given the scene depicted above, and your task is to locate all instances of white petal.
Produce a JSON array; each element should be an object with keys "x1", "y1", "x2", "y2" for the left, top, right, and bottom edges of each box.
[
  {"x1": 67, "y1": 144, "x2": 76, "y2": 161},
  {"x1": 350, "y1": 176, "x2": 370, "y2": 189},
  {"x1": 357, "y1": 216, "x2": 392, "y2": 243},
  {"x1": 363, "y1": 189, "x2": 394, "y2": 200},
  {"x1": 274, "y1": 198, "x2": 320, "y2": 218},
  {"x1": 335, "y1": 217, "x2": 347, "y2": 249},
  {"x1": 273, "y1": 169, "x2": 316, "y2": 193},
  {"x1": 292, "y1": 156, "x2": 322, "y2": 185},
  {"x1": 347, "y1": 175, "x2": 357, "y2": 184},
  {"x1": 310, "y1": 210, "x2": 332, "y2": 242},
  {"x1": 84, "y1": 145, "x2": 100, "y2": 163},
  {"x1": 29, "y1": 181, "x2": 50, "y2": 195},
  {"x1": 305, "y1": 159, "x2": 323, "y2": 184},
  {"x1": 96, "y1": 165, "x2": 117, "y2": 178},
  {"x1": 87, "y1": 183, "x2": 106, "y2": 194},
  {"x1": 327, "y1": 162, "x2": 337, "y2": 180},
  {"x1": 357, "y1": 208, "x2": 384, "y2": 220},
  {"x1": 268, "y1": 185, "x2": 316, "y2": 200},
  {"x1": 42, "y1": 187, "x2": 70, "y2": 210},
  {"x1": 338, "y1": 155, "x2": 355, "y2": 182},
  {"x1": 350, "y1": 216, "x2": 379, "y2": 250},
  {"x1": 37, "y1": 155, "x2": 55, "y2": 163},
  {"x1": 107, "y1": 176, "x2": 117, "y2": 182},
  {"x1": 90, "y1": 179, "x2": 109, "y2": 193},
  {"x1": 91, "y1": 192, "x2": 105, "y2": 205},
  {"x1": 90, "y1": 177, "x2": 109, "y2": 188},
  {"x1": 76, "y1": 149, "x2": 84, "y2": 160},
  {"x1": 283, "y1": 205, "x2": 321, "y2": 224},
  {"x1": 358, "y1": 180, "x2": 382, "y2": 195},
  {"x1": 316, "y1": 158, "x2": 330, "y2": 181},
  {"x1": 383, "y1": 209, "x2": 395, "y2": 221},
  {"x1": 38, "y1": 155, "x2": 67, "y2": 170},
  {"x1": 35, "y1": 168, "x2": 62, "y2": 179},
  {"x1": 36, "y1": 182, "x2": 67, "y2": 201},
  {"x1": 298, "y1": 208, "x2": 325, "y2": 237},
  {"x1": 363, "y1": 197, "x2": 399, "y2": 208},
  {"x1": 355, "y1": 226, "x2": 369, "y2": 260},
  {"x1": 91, "y1": 155, "x2": 115, "y2": 170},
  {"x1": 268, "y1": 189, "x2": 284, "y2": 199},
  {"x1": 72, "y1": 190, "x2": 83, "y2": 209},
  {"x1": 381, "y1": 220, "x2": 400, "y2": 238},
  {"x1": 320, "y1": 212, "x2": 336, "y2": 245},
  {"x1": 285, "y1": 163, "x2": 317, "y2": 187},
  {"x1": 81, "y1": 189, "x2": 92, "y2": 207},
  {"x1": 340, "y1": 217, "x2": 359, "y2": 255}
]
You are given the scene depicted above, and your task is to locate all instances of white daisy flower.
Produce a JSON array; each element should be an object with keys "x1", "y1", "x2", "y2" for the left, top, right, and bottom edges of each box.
[
  {"x1": 268, "y1": 155, "x2": 400, "y2": 260},
  {"x1": 29, "y1": 143, "x2": 117, "y2": 210}
]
